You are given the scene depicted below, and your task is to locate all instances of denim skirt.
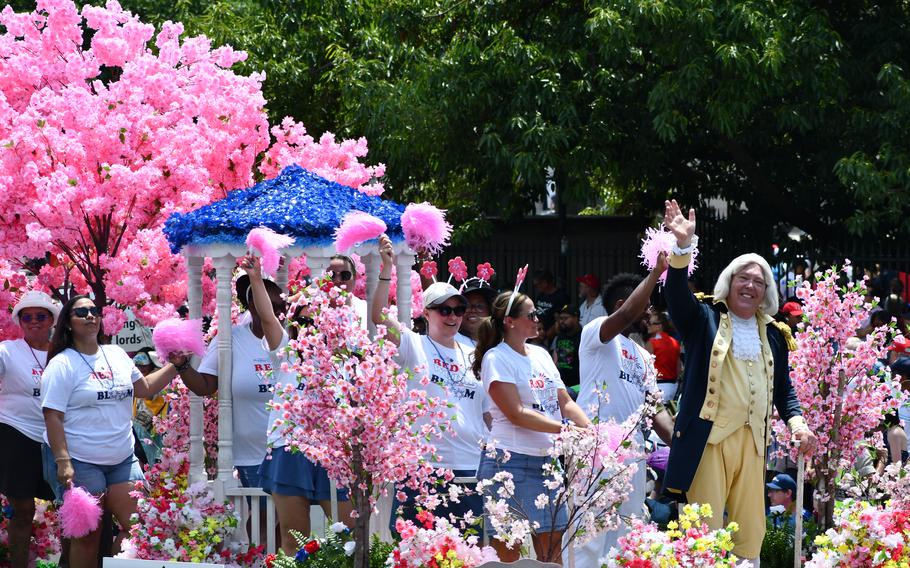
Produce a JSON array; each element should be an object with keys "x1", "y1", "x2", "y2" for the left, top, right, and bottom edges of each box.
[{"x1": 476, "y1": 448, "x2": 568, "y2": 535}]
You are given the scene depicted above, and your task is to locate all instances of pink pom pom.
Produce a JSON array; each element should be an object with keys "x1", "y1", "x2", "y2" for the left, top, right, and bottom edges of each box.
[
  {"x1": 639, "y1": 227, "x2": 698, "y2": 284},
  {"x1": 401, "y1": 202, "x2": 451, "y2": 256},
  {"x1": 152, "y1": 318, "x2": 206, "y2": 360},
  {"x1": 60, "y1": 486, "x2": 102, "y2": 538},
  {"x1": 334, "y1": 211, "x2": 387, "y2": 253},
  {"x1": 246, "y1": 227, "x2": 295, "y2": 277}
]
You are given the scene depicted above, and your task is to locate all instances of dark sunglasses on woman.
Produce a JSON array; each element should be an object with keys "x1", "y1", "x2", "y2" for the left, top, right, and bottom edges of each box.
[
  {"x1": 330, "y1": 270, "x2": 353, "y2": 282},
  {"x1": 429, "y1": 305, "x2": 467, "y2": 317},
  {"x1": 72, "y1": 306, "x2": 102, "y2": 318},
  {"x1": 20, "y1": 313, "x2": 50, "y2": 323}
]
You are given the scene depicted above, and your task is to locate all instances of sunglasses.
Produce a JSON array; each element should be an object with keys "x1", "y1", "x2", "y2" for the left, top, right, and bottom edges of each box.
[
  {"x1": 429, "y1": 305, "x2": 467, "y2": 317},
  {"x1": 329, "y1": 270, "x2": 353, "y2": 282},
  {"x1": 72, "y1": 306, "x2": 102, "y2": 318},
  {"x1": 20, "y1": 313, "x2": 50, "y2": 323}
]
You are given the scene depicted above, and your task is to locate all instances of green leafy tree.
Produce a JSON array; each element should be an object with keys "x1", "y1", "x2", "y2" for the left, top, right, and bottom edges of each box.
[{"x1": 84, "y1": 0, "x2": 910, "y2": 241}]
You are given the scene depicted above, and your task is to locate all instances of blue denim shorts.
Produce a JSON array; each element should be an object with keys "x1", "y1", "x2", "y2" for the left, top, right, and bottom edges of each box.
[
  {"x1": 71, "y1": 455, "x2": 145, "y2": 496},
  {"x1": 477, "y1": 449, "x2": 568, "y2": 535},
  {"x1": 41, "y1": 444, "x2": 65, "y2": 503}
]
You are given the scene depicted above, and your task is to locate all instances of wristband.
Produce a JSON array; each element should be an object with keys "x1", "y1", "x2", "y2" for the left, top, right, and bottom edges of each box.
[
  {"x1": 55, "y1": 457, "x2": 71, "y2": 462},
  {"x1": 671, "y1": 235, "x2": 699, "y2": 256},
  {"x1": 175, "y1": 360, "x2": 192, "y2": 372},
  {"x1": 378, "y1": 277, "x2": 392, "y2": 282},
  {"x1": 561, "y1": 418, "x2": 572, "y2": 426}
]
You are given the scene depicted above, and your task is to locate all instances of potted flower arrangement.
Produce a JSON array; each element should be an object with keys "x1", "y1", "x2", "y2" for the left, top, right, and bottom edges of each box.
[
  {"x1": 265, "y1": 522, "x2": 393, "y2": 568},
  {"x1": 806, "y1": 462, "x2": 910, "y2": 567},
  {"x1": 388, "y1": 510, "x2": 498, "y2": 568},
  {"x1": 603, "y1": 503, "x2": 743, "y2": 567}
]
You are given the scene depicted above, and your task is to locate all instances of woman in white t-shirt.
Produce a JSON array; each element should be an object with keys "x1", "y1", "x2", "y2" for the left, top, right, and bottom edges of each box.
[
  {"x1": 372, "y1": 235, "x2": 486, "y2": 534},
  {"x1": 0, "y1": 291, "x2": 59, "y2": 568},
  {"x1": 473, "y1": 290, "x2": 591, "y2": 564},
  {"x1": 42, "y1": 296, "x2": 186, "y2": 567}
]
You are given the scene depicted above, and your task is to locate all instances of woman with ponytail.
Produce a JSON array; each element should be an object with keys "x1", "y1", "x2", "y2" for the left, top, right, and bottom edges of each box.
[{"x1": 474, "y1": 289, "x2": 590, "y2": 564}]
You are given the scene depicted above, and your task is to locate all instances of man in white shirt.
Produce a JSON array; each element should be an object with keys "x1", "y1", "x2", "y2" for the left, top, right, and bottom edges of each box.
[
  {"x1": 577, "y1": 273, "x2": 607, "y2": 327},
  {"x1": 575, "y1": 262, "x2": 675, "y2": 566}
]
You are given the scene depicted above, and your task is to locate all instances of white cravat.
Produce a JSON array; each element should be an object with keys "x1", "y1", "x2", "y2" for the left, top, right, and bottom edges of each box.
[{"x1": 730, "y1": 312, "x2": 761, "y2": 361}]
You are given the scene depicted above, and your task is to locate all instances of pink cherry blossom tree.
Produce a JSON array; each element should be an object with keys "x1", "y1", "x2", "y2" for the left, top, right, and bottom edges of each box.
[
  {"x1": 271, "y1": 282, "x2": 450, "y2": 568},
  {"x1": 0, "y1": 0, "x2": 386, "y2": 336},
  {"x1": 771, "y1": 262, "x2": 903, "y2": 528}
]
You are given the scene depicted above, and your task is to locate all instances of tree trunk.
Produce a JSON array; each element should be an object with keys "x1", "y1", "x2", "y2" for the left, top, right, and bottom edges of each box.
[{"x1": 351, "y1": 484, "x2": 372, "y2": 568}]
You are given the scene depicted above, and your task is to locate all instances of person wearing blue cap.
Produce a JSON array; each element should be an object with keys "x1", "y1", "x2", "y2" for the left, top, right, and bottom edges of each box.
[{"x1": 766, "y1": 473, "x2": 808, "y2": 529}]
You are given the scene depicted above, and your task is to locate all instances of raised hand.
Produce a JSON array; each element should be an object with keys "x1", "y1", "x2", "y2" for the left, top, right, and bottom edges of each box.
[
  {"x1": 664, "y1": 199, "x2": 696, "y2": 248},
  {"x1": 378, "y1": 234, "x2": 394, "y2": 268},
  {"x1": 239, "y1": 255, "x2": 263, "y2": 280},
  {"x1": 653, "y1": 251, "x2": 669, "y2": 276}
]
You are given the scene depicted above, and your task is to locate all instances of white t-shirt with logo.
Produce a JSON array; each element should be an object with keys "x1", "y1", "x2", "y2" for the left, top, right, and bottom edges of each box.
[
  {"x1": 481, "y1": 342, "x2": 566, "y2": 456},
  {"x1": 574, "y1": 318, "x2": 660, "y2": 567},
  {"x1": 454, "y1": 332, "x2": 475, "y2": 348},
  {"x1": 264, "y1": 331, "x2": 311, "y2": 447},
  {"x1": 398, "y1": 328, "x2": 485, "y2": 470},
  {"x1": 198, "y1": 323, "x2": 275, "y2": 467},
  {"x1": 577, "y1": 318, "x2": 659, "y2": 443},
  {"x1": 0, "y1": 339, "x2": 49, "y2": 442},
  {"x1": 42, "y1": 345, "x2": 142, "y2": 465}
]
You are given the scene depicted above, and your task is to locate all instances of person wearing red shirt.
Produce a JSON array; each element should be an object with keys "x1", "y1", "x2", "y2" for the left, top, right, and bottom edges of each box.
[{"x1": 646, "y1": 310, "x2": 681, "y2": 404}]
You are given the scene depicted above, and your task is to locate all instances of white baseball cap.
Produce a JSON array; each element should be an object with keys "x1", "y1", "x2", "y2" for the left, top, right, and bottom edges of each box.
[
  {"x1": 12, "y1": 290, "x2": 61, "y2": 325},
  {"x1": 422, "y1": 282, "x2": 466, "y2": 308}
]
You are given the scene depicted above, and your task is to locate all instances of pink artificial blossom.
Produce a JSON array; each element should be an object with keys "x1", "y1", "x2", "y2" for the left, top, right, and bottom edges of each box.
[
  {"x1": 447, "y1": 257, "x2": 468, "y2": 283},
  {"x1": 476, "y1": 262, "x2": 494, "y2": 282},
  {"x1": 420, "y1": 261, "x2": 438, "y2": 281}
]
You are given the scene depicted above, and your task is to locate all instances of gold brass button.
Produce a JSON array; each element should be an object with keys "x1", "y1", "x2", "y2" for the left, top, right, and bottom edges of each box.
[
  {"x1": 709, "y1": 388, "x2": 716, "y2": 395},
  {"x1": 707, "y1": 401, "x2": 715, "y2": 408},
  {"x1": 711, "y1": 362, "x2": 718, "y2": 368},
  {"x1": 710, "y1": 376, "x2": 717, "y2": 382}
]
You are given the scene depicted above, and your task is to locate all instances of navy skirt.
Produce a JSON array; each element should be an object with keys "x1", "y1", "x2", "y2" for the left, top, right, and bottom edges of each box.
[{"x1": 259, "y1": 446, "x2": 349, "y2": 502}]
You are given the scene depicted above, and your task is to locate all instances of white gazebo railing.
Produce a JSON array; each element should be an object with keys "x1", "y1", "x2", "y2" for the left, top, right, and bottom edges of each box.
[{"x1": 182, "y1": 242, "x2": 415, "y2": 553}]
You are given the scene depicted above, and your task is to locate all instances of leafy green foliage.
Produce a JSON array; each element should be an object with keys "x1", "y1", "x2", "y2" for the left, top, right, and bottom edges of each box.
[
  {"x1": 270, "y1": 530, "x2": 393, "y2": 568},
  {"x1": 103, "y1": 0, "x2": 910, "y2": 241}
]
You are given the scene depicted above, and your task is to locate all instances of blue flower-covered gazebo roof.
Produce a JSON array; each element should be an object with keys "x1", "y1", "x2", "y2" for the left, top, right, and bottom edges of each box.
[{"x1": 164, "y1": 165, "x2": 405, "y2": 254}]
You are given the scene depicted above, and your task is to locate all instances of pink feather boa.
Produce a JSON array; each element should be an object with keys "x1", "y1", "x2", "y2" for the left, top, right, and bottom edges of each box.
[
  {"x1": 334, "y1": 211, "x2": 387, "y2": 253},
  {"x1": 152, "y1": 318, "x2": 206, "y2": 359},
  {"x1": 246, "y1": 227, "x2": 295, "y2": 277},
  {"x1": 639, "y1": 227, "x2": 698, "y2": 284},
  {"x1": 401, "y1": 202, "x2": 451, "y2": 256},
  {"x1": 60, "y1": 486, "x2": 102, "y2": 538}
]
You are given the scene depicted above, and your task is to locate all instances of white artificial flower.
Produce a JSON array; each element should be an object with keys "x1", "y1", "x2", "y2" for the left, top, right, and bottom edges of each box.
[
  {"x1": 330, "y1": 521, "x2": 347, "y2": 533},
  {"x1": 344, "y1": 541, "x2": 356, "y2": 556}
]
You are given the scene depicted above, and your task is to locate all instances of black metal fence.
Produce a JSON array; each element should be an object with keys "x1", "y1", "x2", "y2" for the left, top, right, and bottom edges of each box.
[{"x1": 441, "y1": 213, "x2": 910, "y2": 307}]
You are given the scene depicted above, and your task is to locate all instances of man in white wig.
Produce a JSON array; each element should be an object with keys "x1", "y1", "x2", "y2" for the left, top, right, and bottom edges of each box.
[{"x1": 660, "y1": 200, "x2": 816, "y2": 567}]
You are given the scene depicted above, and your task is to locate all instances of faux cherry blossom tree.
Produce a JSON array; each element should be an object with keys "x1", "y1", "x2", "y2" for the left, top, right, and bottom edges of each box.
[
  {"x1": 271, "y1": 282, "x2": 451, "y2": 568},
  {"x1": 0, "y1": 0, "x2": 385, "y2": 336},
  {"x1": 771, "y1": 262, "x2": 904, "y2": 528}
]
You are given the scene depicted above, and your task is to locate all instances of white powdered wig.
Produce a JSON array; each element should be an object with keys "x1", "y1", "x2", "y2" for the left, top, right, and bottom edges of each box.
[{"x1": 713, "y1": 253, "x2": 779, "y2": 314}]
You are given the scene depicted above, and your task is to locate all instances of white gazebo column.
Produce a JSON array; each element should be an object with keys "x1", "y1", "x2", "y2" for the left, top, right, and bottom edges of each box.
[
  {"x1": 395, "y1": 249, "x2": 415, "y2": 326},
  {"x1": 185, "y1": 255, "x2": 206, "y2": 485},
  {"x1": 361, "y1": 251, "x2": 379, "y2": 334},
  {"x1": 213, "y1": 254, "x2": 236, "y2": 500}
]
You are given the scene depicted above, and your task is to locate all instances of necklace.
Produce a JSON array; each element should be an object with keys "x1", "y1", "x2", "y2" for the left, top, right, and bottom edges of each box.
[
  {"x1": 73, "y1": 346, "x2": 117, "y2": 390},
  {"x1": 425, "y1": 336, "x2": 469, "y2": 385},
  {"x1": 26, "y1": 343, "x2": 47, "y2": 384}
]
